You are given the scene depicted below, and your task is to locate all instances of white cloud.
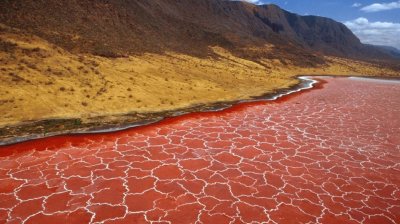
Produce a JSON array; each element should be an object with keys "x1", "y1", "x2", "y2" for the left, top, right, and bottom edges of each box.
[
  {"x1": 352, "y1": 3, "x2": 362, "y2": 7},
  {"x1": 230, "y1": 0, "x2": 262, "y2": 4},
  {"x1": 345, "y1": 17, "x2": 400, "y2": 48},
  {"x1": 361, "y1": 1, "x2": 400, "y2": 12}
]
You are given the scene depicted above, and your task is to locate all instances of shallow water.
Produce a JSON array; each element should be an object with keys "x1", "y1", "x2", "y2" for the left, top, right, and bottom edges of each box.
[{"x1": 0, "y1": 77, "x2": 399, "y2": 223}]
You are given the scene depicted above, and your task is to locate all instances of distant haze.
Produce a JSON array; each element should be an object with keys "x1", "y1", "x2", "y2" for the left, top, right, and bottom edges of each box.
[{"x1": 345, "y1": 17, "x2": 400, "y2": 50}]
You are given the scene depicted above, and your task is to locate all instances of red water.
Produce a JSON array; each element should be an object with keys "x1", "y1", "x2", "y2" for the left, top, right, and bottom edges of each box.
[{"x1": 0, "y1": 77, "x2": 399, "y2": 224}]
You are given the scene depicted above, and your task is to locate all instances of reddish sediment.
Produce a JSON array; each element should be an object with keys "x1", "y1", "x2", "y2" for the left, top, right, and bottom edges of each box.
[{"x1": 0, "y1": 77, "x2": 399, "y2": 223}]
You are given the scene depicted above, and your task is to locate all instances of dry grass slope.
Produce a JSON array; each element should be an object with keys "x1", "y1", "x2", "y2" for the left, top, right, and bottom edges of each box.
[{"x1": 0, "y1": 25, "x2": 399, "y2": 132}]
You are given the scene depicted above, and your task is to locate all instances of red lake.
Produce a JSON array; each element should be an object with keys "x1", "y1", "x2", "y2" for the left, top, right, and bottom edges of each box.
[{"x1": 0, "y1": 77, "x2": 399, "y2": 224}]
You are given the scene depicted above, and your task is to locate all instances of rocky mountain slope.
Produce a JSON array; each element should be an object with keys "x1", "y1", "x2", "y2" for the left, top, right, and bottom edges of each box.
[
  {"x1": 0, "y1": 0, "x2": 394, "y2": 63},
  {"x1": 369, "y1": 45, "x2": 400, "y2": 59}
]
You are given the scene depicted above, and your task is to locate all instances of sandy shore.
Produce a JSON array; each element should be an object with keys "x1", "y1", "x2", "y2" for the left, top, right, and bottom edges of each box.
[
  {"x1": 2, "y1": 75, "x2": 399, "y2": 146},
  {"x1": 0, "y1": 76, "x2": 318, "y2": 145}
]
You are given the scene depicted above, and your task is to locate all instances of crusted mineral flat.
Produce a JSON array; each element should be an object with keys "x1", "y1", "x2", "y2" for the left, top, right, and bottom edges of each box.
[{"x1": 0, "y1": 77, "x2": 399, "y2": 224}]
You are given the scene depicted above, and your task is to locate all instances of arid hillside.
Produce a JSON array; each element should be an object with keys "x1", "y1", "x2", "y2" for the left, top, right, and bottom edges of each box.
[
  {"x1": 0, "y1": 0, "x2": 399, "y2": 142},
  {"x1": 0, "y1": 0, "x2": 396, "y2": 62}
]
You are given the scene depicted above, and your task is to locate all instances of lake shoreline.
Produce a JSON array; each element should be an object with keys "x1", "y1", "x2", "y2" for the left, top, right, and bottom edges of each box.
[{"x1": 1, "y1": 75, "x2": 399, "y2": 146}]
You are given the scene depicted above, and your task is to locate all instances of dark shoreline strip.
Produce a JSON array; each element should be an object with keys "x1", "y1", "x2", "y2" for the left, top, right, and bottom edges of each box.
[{"x1": 0, "y1": 75, "x2": 398, "y2": 146}]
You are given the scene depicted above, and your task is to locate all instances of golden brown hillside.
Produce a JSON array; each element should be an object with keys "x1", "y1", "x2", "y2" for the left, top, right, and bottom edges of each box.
[{"x1": 0, "y1": 24, "x2": 398, "y2": 143}]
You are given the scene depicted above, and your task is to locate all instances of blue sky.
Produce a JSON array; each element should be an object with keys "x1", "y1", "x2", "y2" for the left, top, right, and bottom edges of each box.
[{"x1": 241, "y1": 0, "x2": 400, "y2": 49}]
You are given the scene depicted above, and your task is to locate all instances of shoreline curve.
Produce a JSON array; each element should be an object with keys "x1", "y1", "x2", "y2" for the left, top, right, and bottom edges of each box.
[{"x1": 1, "y1": 75, "x2": 399, "y2": 146}]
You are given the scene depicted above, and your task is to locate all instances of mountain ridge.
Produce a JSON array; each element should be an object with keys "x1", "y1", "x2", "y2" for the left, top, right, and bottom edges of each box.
[{"x1": 0, "y1": 0, "x2": 395, "y2": 63}]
